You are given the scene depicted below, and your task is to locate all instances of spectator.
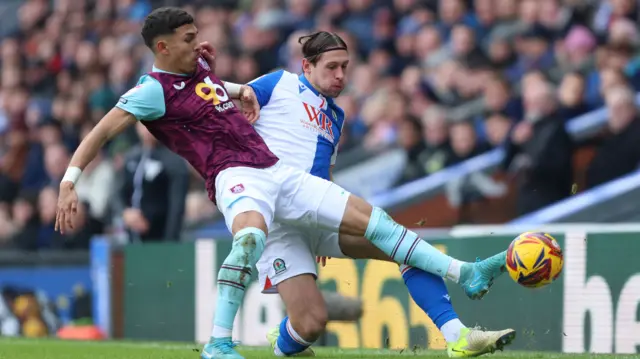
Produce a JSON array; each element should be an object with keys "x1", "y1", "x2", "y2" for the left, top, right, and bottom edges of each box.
[
  {"x1": 20, "y1": 119, "x2": 64, "y2": 192},
  {"x1": 506, "y1": 24, "x2": 556, "y2": 82},
  {"x1": 394, "y1": 116, "x2": 425, "y2": 186},
  {"x1": 113, "y1": 123, "x2": 189, "y2": 243},
  {"x1": 451, "y1": 24, "x2": 478, "y2": 59},
  {"x1": 503, "y1": 80, "x2": 573, "y2": 215},
  {"x1": 556, "y1": 25, "x2": 597, "y2": 72},
  {"x1": 444, "y1": 121, "x2": 506, "y2": 210},
  {"x1": 483, "y1": 75, "x2": 523, "y2": 121},
  {"x1": 609, "y1": 18, "x2": 640, "y2": 46},
  {"x1": 417, "y1": 106, "x2": 452, "y2": 176},
  {"x1": 486, "y1": 35, "x2": 517, "y2": 70},
  {"x1": 586, "y1": 86, "x2": 640, "y2": 188},
  {"x1": 6, "y1": 190, "x2": 40, "y2": 250},
  {"x1": 438, "y1": 0, "x2": 478, "y2": 41},
  {"x1": 446, "y1": 122, "x2": 490, "y2": 166},
  {"x1": 35, "y1": 186, "x2": 59, "y2": 249},
  {"x1": 415, "y1": 26, "x2": 443, "y2": 65},
  {"x1": 557, "y1": 71, "x2": 590, "y2": 119},
  {"x1": 600, "y1": 67, "x2": 631, "y2": 95},
  {"x1": 0, "y1": 130, "x2": 27, "y2": 204},
  {"x1": 484, "y1": 112, "x2": 512, "y2": 148},
  {"x1": 586, "y1": 66, "x2": 630, "y2": 108},
  {"x1": 43, "y1": 143, "x2": 70, "y2": 187}
]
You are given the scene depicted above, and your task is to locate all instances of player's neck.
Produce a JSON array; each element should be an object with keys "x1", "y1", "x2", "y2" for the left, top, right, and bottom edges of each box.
[
  {"x1": 302, "y1": 74, "x2": 332, "y2": 100},
  {"x1": 153, "y1": 60, "x2": 187, "y2": 76}
]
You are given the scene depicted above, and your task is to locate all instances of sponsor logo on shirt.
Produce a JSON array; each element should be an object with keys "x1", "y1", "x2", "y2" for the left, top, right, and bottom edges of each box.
[
  {"x1": 300, "y1": 102, "x2": 335, "y2": 142},
  {"x1": 195, "y1": 76, "x2": 234, "y2": 113}
]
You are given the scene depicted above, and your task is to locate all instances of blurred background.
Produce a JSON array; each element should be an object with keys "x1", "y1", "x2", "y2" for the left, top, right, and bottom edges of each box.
[{"x1": 0, "y1": 0, "x2": 639, "y2": 354}]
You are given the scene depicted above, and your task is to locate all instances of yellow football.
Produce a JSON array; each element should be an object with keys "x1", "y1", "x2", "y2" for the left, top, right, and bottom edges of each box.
[{"x1": 506, "y1": 232, "x2": 564, "y2": 288}]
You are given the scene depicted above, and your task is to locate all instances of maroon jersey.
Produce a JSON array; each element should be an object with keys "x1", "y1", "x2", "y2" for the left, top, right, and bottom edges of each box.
[{"x1": 143, "y1": 59, "x2": 278, "y2": 202}]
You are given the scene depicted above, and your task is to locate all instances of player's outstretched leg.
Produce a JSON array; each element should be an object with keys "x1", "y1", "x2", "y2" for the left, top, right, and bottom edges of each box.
[
  {"x1": 335, "y1": 235, "x2": 515, "y2": 356},
  {"x1": 202, "y1": 213, "x2": 268, "y2": 359},
  {"x1": 338, "y1": 196, "x2": 506, "y2": 299},
  {"x1": 400, "y1": 265, "x2": 516, "y2": 357}
]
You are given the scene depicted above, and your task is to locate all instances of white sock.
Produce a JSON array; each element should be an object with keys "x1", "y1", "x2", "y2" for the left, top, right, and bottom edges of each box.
[
  {"x1": 446, "y1": 259, "x2": 463, "y2": 283},
  {"x1": 286, "y1": 318, "x2": 313, "y2": 345},
  {"x1": 274, "y1": 342, "x2": 286, "y2": 356},
  {"x1": 212, "y1": 325, "x2": 232, "y2": 339},
  {"x1": 441, "y1": 318, "x2": 466, "y2": 343}
]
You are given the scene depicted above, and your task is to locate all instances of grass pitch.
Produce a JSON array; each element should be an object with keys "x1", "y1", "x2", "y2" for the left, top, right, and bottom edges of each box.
[{"x1": 0, "y1": 338, "x2": 634, "y2": 359}]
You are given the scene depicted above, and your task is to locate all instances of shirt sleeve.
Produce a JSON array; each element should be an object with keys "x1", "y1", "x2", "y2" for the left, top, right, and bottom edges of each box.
[
  {"x1": 115, "y1": 76, "x2": 166, "y2": 121},
  {"x1": 247, "y1": 69, "x2": 285, "y2": 108}
]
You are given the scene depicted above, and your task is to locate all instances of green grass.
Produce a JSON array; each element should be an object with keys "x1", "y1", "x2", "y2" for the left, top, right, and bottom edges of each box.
[{"x1": 0, "y1": 338, "x2": 634, "y2": 359}]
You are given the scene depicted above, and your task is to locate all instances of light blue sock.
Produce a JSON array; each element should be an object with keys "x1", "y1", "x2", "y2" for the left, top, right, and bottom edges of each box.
[
  {"x1": 274, "y1": 316, "x2": 312, "y2": 356},
  {"x1": 365, "y1": 207, "x2": 453, "y2": 277},
  {"x1": 211, "y1": 227, "x2": 266, "y2": 339}
]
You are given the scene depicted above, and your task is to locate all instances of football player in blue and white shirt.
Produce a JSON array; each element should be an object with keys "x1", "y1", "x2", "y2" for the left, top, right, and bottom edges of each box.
[{"x1": 217, "y1": 32, "x2": 516, "y2": 358}]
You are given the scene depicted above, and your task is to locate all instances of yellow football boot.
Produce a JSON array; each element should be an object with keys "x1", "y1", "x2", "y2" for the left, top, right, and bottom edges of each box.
[
  {"x1": 266, "y1": 326, "x2": 315, "y2": 357},
  {"x1": 447, "y1": 327, "x2": 516, "y2": 357}
]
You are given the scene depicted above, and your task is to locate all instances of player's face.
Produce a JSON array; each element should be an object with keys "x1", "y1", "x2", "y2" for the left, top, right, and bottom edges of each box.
[
  {"x1": 158, "y1": 23, "x2": 200, "y2": 74},
  {"x1": 305, "y1": 50, "x2": 349, "y2": 98}
]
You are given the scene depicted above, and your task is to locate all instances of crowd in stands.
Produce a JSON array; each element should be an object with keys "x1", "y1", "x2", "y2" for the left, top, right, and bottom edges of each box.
[{"x1": 1, "y1": 0, "x2": 640, "y2": 250}]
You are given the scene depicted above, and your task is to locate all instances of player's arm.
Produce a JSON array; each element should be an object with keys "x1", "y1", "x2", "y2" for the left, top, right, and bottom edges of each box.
[
  {"x1": 222, "y1": 81, "x2": 243, "y2": 99},
  {"x1": 225, "y1": 70, "x2": 285, "y2": 124},
  {"x1": 67, "y1": 108, "x2": 136, "y2": 173},
  {"x1": 63, "y1": 79, "x2": 164, "y2": 185},
  {"x1": 56, "y1": 107, "x2": 136, "y2": 233},
  {"x1": 222, "y1": 81, "x2": 261, "y2": 124},
  {"x1": 56, "y1": 79, "x2": 165, "y2": 234}
]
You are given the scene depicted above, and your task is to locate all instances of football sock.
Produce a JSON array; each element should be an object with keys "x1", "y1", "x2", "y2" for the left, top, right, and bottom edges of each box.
[
  {"x1": 441, "y1": 319, "x2": 466, "y2": 343},
  {"x1": 210, "y1": 227, "x2": 266, "y2": 339},
  {"x1": 401, "y1": 265, "x2": 465, "y2": 343},
  {"x1": 274, "y1": 316, "x2": 313, "y2": 356},
  {"x1": 446, "y1": 258, "x2": 464, "y2": 283},
  {"x1": 365, "y1": 207, "x2": 462, "y2": 278}
]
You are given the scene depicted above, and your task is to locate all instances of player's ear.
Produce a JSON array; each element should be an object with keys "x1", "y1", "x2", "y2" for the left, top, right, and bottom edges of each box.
[
  {"x1": 156, "y1": 39, "x2": 170, "y2": 55},
  {"x1": 302, "y1": 58, "x2": 312, "y2": 74}
]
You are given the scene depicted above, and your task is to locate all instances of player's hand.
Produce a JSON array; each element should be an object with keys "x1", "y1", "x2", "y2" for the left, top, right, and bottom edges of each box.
[
  {"x1": 199, "y1": 41, "x2": 216, "y2": 72},
  {"x1": 55, "y1": 182, "x2": 78, "y2": 235},
  {"x1": 316, "y1": 256, "x2": 331, "y2": 267},
  {"x1": 240, "y1": 85, "x2": 260, "y2": 124}
]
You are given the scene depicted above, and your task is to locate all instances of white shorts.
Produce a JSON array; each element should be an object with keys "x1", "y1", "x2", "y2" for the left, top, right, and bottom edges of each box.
[
  {"x1": 256, "y1": 222, "x2": 348, "y2": 294},
  {"x1": 214, "y1": 161, "x2": 351, "y2": 234}
]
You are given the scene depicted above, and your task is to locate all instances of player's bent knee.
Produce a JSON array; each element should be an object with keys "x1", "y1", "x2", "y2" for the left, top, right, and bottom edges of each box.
[
  {"x1": 231, "y1": 227, "x2": 266, "y2": 265},
  {"x1": 290, "y1": 306, "x2": 328, "y2": 341},
  {"x1": 338, "y1": 234, "x2": 392, "y2": 261},
  {"x1": 232, "y1": 210, "x2": 269, "y2": 235},
  {"x1": 277, "y1": 274, "x2": 327, "y2": 341},
  {"x1": 339, "y1": 195, "x2": 373, "y2": 237}
]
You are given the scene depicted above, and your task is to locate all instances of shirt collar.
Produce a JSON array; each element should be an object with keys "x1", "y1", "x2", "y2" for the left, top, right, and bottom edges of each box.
[
  {"x1": 298, "y1": 74, "x2": 335, "y2": 106},
  {"x1": 152, "y1": 65, "x2": 189, "y2": 76}
]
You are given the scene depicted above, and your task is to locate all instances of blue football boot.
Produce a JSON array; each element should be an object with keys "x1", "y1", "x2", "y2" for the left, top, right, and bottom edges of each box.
[
  {"x1": 200, "y1": 337, "x2": 243, "y2": 359},
  {"x1": 459, "y1": 251, "x2": 507, "y2": 300}
]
